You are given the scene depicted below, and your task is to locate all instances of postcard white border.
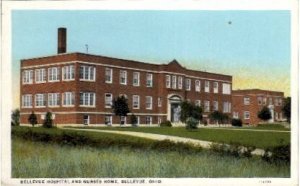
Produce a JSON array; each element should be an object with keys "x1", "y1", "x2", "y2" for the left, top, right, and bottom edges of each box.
[{"x1": 1, "y1": 0, "x2": 299, "y2": 186}]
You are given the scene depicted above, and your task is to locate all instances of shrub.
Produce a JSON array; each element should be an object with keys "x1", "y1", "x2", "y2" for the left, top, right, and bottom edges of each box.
[
  {"x1": 43, "y1": 112, "x2": 53, "y2": 128},
  {"x1": 28, "y1": 111, "x2": 38, "y2": 127},
  {"x1": 231, "y1": 119, "x2": 242, "y2": 127},
  {"x1": 130, "y1": 114, "x2": 138, "y2": 127},
  {"x1": 209, "y1": 142, "x2": 255, "y2": 158},
  {"x1": 11, "y1": 109, "x2": 20, "y2": 126},
  {"x1": 160, "y1": 120, "x2": 172, "y2": 127},
  {"x1": 186, "y1": 117, "x2": 199, "y2": 130},
  {"x1": 262, "y1": 144, "x2": 290, "y2": 165},
  {"x1": 258, "y1": 106, "x2": 272, "y2": 121}
]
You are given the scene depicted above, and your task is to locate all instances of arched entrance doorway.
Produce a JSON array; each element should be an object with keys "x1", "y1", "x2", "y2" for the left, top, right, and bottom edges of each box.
[{"x1": 167, "y1": 94, "x2": 182, "y2": 123}]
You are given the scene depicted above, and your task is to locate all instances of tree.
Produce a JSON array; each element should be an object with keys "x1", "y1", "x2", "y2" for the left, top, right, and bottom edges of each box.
[
  {"x1": 282, "y1": 97, "x2": 291, "y2": 123},
  {"x1": 258, "y1": 106, "x2": 272, "y2": 121},
  {"x1": 180, "y1": 101, "x2": 203, "y2": 123},
  {"x1": 28, "y1": 111, "x2": 37, "y2": 127},
  {"x1": 43, "y1": 112, "x2": 53, "y2": 128},
  {"x1": 11, "y1": 109, "x2": 20, "y2": 126},
  {"x1": 209, "y1": 111, "x2": 223, "y2": 125},
  {"x1": 112, "y1": 96, "x2": 130, "y2": 125}
]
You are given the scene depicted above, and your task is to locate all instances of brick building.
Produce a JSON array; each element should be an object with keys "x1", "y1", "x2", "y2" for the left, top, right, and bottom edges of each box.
[
  {"x1": 20, "y1": 28, "x2": 232, "y2": 125},
  {"x1": 232, "y1": 89, "x2": 285, "y2": 125}
]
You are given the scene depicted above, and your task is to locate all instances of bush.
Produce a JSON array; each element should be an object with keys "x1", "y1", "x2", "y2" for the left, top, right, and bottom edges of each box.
[
  {"x1": 258, "y1": 106, "x2": 272, "y2": 121},
  {"x1": 231, "y1": 119, "x2": 242, "y2": 127},
  {"x1": 186, "y1": 117, "x2": 199, "y2": 130},
  {"x1": 130, "y1": 114, "x2": 138, "y2": 127},
  {"x1": 11, "y1": 109, "x2": 20, "y2": 126},
  {"x1": 43, "y1": 112, "x2": 53, "y2": 128},
  {"x1": 262, "y1": 144, "x2": 290, "y2": 165},
  {"x1": 209, "y1": 142, "x2": 255, "y2": 158},
  {"x1": 160, "y1": 120, "x2": 172, "y2": 127},
  {"x1": 28, "y1": 111, "x2": 38, "y2": 127}
]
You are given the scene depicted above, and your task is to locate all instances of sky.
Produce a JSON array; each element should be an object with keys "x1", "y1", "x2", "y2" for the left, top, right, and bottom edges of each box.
[{"x1": 12, "y1": 10, "x2": 291, "y2": 109}]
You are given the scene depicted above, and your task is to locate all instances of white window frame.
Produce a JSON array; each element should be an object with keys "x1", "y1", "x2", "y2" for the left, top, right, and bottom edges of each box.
[
  {"x1": 35, "y1": 94, "x2": 46, "y2": 107},
  {"x1": 105, "y1": 115, "x2": 113, "y2": 125},
  {"x1": 133, "y1": 72, "x2": 140, "y2": 86},
  {"x1": 63, "y1": 92, "x2": 75, "y2": 107},
  {"x1": 213, "y1": 101, "x2": 218, "y2": 111},
  {"x1": 195, "y1": 80, "x2": 201, "y2": 92},
  {"x1": 166, "y1": 75, "x2": 171, "y2": 88},
  {"x1": 222, "y1": 83, "x2": 231, "y2": 95},
  {"x1": 22, "y1": 70, "x2": 33, "y2": 84},
  {"x1": 263, "y1": 97, "x2": 267, "y2": 105},
  {"x1": 278, "y1": 98, "x2": 282, "y2": 106},
  {"x1": 48, "y1": 93, "x2": 60, "y2": 107},
  {"x1": 205, "y1": 81, "x2": 210, "y2": 93},
  {"x1": 121, "y1": 116, "x2": 127, "y2": 125},
  {"x1": 233, "y1": 112, "x2": 239, "y2": 119},
  {"x1": 146, "y1": 116, "x2": 152, "y2": 125},
  {"x1": 105, "y1": 68, "x2": 113, "y2": 83},
  {"x1": 80, "y1": 92, "x2": 96, "y2": 107},
  {"x1": 35, "y1": 69, "x2": 46, "y2": 83},
  {"x1": 213, "y1": 82, "x2": 219, "y2": 93},
  {"x1": 146, "y1": 96, "x2": 153, "y2": 110},
  {"x1": 120, "y1": 70, "x2": 127, "y2": 85},
  {"x1": 204, "y1": 100, "x2": 210, "y2": 112},
  {"x1": 158, "y1": 97, "x2": 162, "y2": 107},
  {"x1": 185, "y1": 78, "x2": 191, "y2": 91},
  {"x1": 195, "y1": 100, "x2": 201, "y2": 107},
  {"x1": 146, "y1": 73, "x2": 153, "y2": 87},
  {"x1": 22, "y1": 94, "x2": 32, "y2": 108},
  {"x1": 269, "y1": 97, "x2": 273, "y2": 105},
  {"x1": 223, "y1": 102, "x2": 231, "y2": 113},
  {"x1": 244, "y1": 111, "x2": 250, "y2": 119},
  {"x1": 48, "y1": 67, "x2": 60, "y2": 82},
  {"x1": 178, "y1": 76, "x2": 183, "y2": 89},
  {"x1": 132, "y1": 95, "x2": 140, "y2": 109},
  {"x1": 79, "y1": 65, "x2": 96, "y2": 81},
  {"x1": 172, "y1": 76, "x2": 177, "y2": 89},
  {"x1": 244, "y1": 97, "x2": 250, "y2": 105},
  {"x1": 105, "y1": 93, "x2": 113, "y2": 108},
  {"x1": 257, "y1": 97, "x2": 263, "y2": 105},
  {"x1": 62, "y1": 65, "x2": 75, "y2": 81}
]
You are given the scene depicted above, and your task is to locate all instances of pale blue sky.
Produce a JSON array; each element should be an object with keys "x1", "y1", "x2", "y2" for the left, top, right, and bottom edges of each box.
[{"x1": 12, "y1": 10, "x2": 291, "y2": 108}]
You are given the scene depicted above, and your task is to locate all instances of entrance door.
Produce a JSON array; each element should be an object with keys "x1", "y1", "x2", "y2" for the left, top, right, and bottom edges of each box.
[
  {"x1": 171, "y1": 103, "x2": 181, "y2": 122},
  {"x1": 83, "y1": 115, "x2": 90, "y2": 125}
]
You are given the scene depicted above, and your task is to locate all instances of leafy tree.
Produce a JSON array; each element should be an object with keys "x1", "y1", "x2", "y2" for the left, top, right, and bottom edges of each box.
[
  {"x1": 282, "y1": 97, "x2": 291, "y2": 123},
  {"x1": 180, "y1": 101, "x2": 203, "y2": 123},
  {"x1": 112, "y1": 96, "x2": 130, "y2": 125},
  {"x1": 28, "y1": 111, "x2": 37, "y2": 127},
  {"x1": 11, "y1": 109, "x2": 20, "y2": 126},
  {"x1": 258, "y1": 106, "x2": 272, "y2": 121},
  {"x1": 209, "y1": 111, "x2": 230, "y2": 126},
  {"x1": 43, "y1": 112, "x2": 53, "y2": 128},
  {"x1": 130, "y1": 114, "x2": 138, "y2": 127},
  {"x1": 186, "y1": 117, "x2": 199, "y2": 129}
]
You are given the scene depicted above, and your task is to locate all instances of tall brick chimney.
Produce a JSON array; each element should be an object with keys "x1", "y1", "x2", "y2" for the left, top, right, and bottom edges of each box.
[{"x1": 57, "y1": 27, "x2": 67, "y2": 54}]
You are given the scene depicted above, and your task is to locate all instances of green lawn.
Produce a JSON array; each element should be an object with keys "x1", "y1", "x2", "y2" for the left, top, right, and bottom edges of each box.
[
  {"x1": 12, "y1": 137, "x2": 290, "y2": 178},
  {"x1": 69, "y1": 126, "x2": 290, "y2": 148}
]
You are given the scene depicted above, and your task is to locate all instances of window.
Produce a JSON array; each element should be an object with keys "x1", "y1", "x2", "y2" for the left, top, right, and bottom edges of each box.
[
  {"x1": 195, "y1": 80, "x2": 201, "y2": 92},
  {"x1": 274, "y1": 98, "x2": 279, "y2": 106},
  {"x1": 105, "y1": 115, "x2": 112, "y2": 125},
  {"x1": 158, "y1": 117, "x2": 162, "y2": 124},
  {"x1": 263, "y1": 97, "x2": 267, "y2": 105},
  {"x1": 278, "y1": 98, "x2": 282, "y2": 106},
  {"x1": 121, "y1": 116, "x2": 127, "y2": 125},
  {"x1": 146, "y1": 116, "x2": 152, "y2": 125},
  {"x1": 22, "y1": 70, "x2": 33, "y2": 84},
  {"x1": 136, "y1": 116, "x2": 140, "y2": 125},
  {"x1": 172, "y1": 76, "x2": 177, "y2": 89},
  {"x1": 269, "y1": 97, "x2": 273, "y2": 105},
  {"x1": 158, "y1": 97, "x2": 162, "y2": 107},
  {"x1": 213, "y1": 101, "x2": 218, "y2": 111},
  {"x1": 205, "y1": 81, "x2": 210, "y2": 93},
  {"x1": 185, "y1": 78, "x2": 191, "y2": 91},
  {"x1": 275, "y1": 112, "x2": 278, "y2": 120},
  {"x1": 62, "y1": 65, "x2": 75, "y2": 80},
  {"x1": 257, "y1": 97, "x2": 263, "y2": 105},
  {"x1": 213, "y1": 82, "x2": 219, "y2": 93},
  {"x1": 222, "y1": 83, "x2": 231, "y2": 95},
  {"x1": 244, "y1": 97, "x2": 250, "y2": 105},
  {"x1": 63, "y1": 92, "x2": 75, "y2": 106},
  {"x1": 166, "y1": 75, "x2": 171, "y2": 88},
  {"x1": 22, "y1": 94, "x2": 32, "y2": 107},
  {"x1": 105, "y1": 68, "x2": 113, "y2": 83},
  {"x1": 119, "y1": 70, "x2": 127, "y2": 85},
  {"x1": 105, "y1": 93, "x2": 113, "y2": 108},
  {"x1": 35, "y1": 69, "x2": 46, "y2": 83},
  {"x1": 146, "y1": 96, "x2": 153, "y2": 110},
  {"x1": 233, "y1": 112, "x2": 239, "y2": 119},
  {"x1": 178, "y1": 76, "x2": 183, "y2": 89},
  {"x1": 244, "y1": 111, "x2": 250, "y2": 119},
  {"x1": 80, "y1": 66, "x2": 95, "y2": 81},
  {"x1": 48, "y1": 93, "x2": 60, "y2": 107},
  {"x1": 80, "y1": 92, "x2": 95, "y2": 106},
  {"x1": 146, "y1": 73, "x2": 153, "y2": 87},
  {"x1": 133, "y1": 72, "x2": 140, "y2": 86},
  {"x1": 48, "y1": 67, "x2": 60, "y2": 82},
  {"x1": 204, "y1": 101, "x2": 210, "y2": 112},
  {"x1": 223, "y1": 102, "x2": 231, "y2": 113},
  {"x1": 195, "y1": 100, "x2": 201, "y2": 107},
  {"x1": 35, "y1": 94, "x2": 46, "y2": 107},
  {"x1": 132, "y1": 95, "x2": 140, "y2": 109}
]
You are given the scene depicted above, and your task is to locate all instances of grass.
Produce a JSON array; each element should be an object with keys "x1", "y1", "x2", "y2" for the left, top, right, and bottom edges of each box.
[
  {"x1": 69, "y1": 126, "x2": 290, "y2": 149},
  {"x1": 12, "y1": 137, "x2": 290, "y2": 178}
]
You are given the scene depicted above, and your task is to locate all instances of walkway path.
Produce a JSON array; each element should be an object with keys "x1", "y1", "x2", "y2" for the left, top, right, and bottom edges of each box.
[
  {"x1": 63, "y1": 128, "x2": 265, "y2": 156},
  {"x1": 198, "y1": 127, "x2": 290, "y2": 133}
]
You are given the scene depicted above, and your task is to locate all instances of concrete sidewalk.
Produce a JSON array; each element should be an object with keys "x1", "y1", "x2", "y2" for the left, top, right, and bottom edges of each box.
[{"x1": 63, "y1": 128, "x2": 265, "y2": 156}]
